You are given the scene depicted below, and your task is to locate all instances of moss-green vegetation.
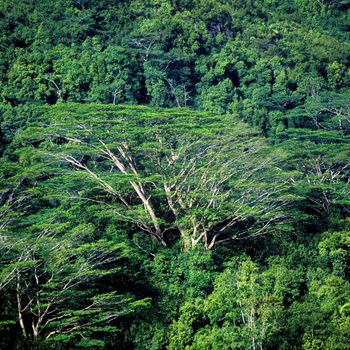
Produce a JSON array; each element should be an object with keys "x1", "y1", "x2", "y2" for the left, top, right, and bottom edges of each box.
[
  {"x1": 1, "y1": 104, "x2": 349, "y2": 349},
  {"x1": 0, "y1": 1, "x2": 350, "y2": 349}
]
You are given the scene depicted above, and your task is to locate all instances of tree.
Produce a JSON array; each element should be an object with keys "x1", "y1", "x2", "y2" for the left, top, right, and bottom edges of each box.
[
  {"x1": 14, "y1": 104, "x2": 294, "y2": 250},
  {"x1": 168, "y1": 257, "x2": 284, "y2": 350},
  {"x1": 0, "y1": 158, "x2": 149, "y2": 347}
]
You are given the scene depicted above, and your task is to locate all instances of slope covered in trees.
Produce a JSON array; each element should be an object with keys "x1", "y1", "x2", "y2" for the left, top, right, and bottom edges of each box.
[
  {"x1": 0, "y1": 0, "x2": 350, "y2": 142},
  {"x1": 0, "y1": 104, "x2": 349, "y2": 349},
  {"x1": 0, "y1": 1, "x2": 350, "y2": 349}
]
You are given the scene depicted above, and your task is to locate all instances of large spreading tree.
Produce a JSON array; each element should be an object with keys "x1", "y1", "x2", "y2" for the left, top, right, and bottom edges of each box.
[{"x1": 12, "y1": 104, "x2": 295, "y2": 250}]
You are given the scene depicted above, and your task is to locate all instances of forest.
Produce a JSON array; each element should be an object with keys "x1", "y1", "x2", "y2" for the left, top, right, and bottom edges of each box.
[{"x1": 0, "y1": 0, "x2": 349, "y2": 349}]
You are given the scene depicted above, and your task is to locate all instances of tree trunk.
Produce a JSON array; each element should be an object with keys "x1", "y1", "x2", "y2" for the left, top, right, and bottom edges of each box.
[{"x1": 16, "y1": 272, "x2": 26, "y2": 337}]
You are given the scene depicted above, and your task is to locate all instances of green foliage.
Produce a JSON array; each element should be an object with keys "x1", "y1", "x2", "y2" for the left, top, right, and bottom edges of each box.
[
  {"x1": 1, "y1": 102, "x2": 349, "y2": 349},
  {"x1": 0, "y1": 1, "x2": 349, "y2": 349},
  {"x1": 10, "y1": 103, "x2": 294, "y2": 251},
  {"x1": 0, "y1": 153, "x2": 150, "y2": 348},
  {"x1": 0, "y1": 0, "x2": 349, "y2": 137}
]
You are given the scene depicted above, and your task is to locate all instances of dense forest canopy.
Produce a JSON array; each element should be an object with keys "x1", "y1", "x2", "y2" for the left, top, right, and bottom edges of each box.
[
  {"x1": 0, "y1": 1, "x2": 350, "y2": 349},
  {"x1": 1, "y1": 0, "x2": 350, "y2": 137}
]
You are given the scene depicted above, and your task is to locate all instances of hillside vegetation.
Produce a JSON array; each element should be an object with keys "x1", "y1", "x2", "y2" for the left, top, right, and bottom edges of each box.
[{"x1": 0, "y1": 1, "x2": 350, "y2": 349}]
